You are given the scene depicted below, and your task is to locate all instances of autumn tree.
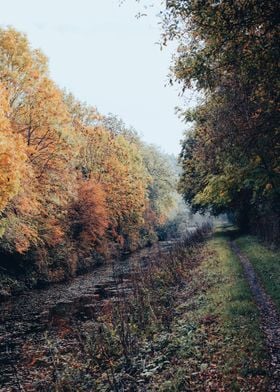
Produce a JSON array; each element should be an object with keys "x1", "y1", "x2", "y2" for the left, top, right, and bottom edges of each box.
[
  {"x1": 160, "y1": 0, "x2": 280, "y2": 242},
  {"x1": 0, "y1": 27, "x2": 76, "y2": 257},
  {"x1": 101, "y1": 115, "x2": 179, "y2": 230}
]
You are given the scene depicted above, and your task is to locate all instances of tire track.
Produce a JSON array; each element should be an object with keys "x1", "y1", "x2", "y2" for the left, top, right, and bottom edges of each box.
[{"x1": 232, "y1": 241, "x2": 280, "y2": 391}]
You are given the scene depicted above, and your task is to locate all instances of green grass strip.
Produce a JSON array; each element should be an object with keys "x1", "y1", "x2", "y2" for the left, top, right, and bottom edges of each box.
[
  {"x1": 157, "y1": 230, "x2": 269, "y2": 391},
  {"x1": 235, "y1": 235, "x2": 280, "y2": 312}
]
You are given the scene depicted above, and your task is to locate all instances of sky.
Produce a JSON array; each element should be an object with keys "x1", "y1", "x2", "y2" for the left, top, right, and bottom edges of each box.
[{"x1": 1, "y1": 0, "x2": 194, "y2": 154}]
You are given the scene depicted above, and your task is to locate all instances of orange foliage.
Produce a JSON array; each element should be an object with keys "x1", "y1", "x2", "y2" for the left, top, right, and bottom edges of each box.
[
  {"x1": 0, "y1": 27, "x2": 176, "y2": 277},
  {"x1": 71, "y1": 179, "x2": 108, "y2": 253},
  {"x1": 0, "y1": 29, "x2": 75, "y2": 255},
  {"x1": 0, "y1": 86, "x2": 27, "y2": 213}
]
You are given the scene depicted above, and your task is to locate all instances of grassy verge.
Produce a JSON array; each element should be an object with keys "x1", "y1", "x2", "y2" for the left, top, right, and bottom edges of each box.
[
  {"x1": 149, "y1": 230, "x2": 269, "y2": 391},
  {"x1": 235, "y1": 235, "x2": 280, "y2": 311}
]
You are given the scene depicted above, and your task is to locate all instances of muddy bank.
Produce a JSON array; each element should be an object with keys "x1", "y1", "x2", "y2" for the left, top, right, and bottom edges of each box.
[{"x1": 0, "y1": 246, "x2": 133, "y2": 300}]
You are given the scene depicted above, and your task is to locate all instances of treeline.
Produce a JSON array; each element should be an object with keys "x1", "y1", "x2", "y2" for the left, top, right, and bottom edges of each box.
[
  {"x1": 0, "y1": 28, "x2": 177, "y2": 282},
  {"x1": 161, "y1": 0, "x2": 279, "y2": 243}
]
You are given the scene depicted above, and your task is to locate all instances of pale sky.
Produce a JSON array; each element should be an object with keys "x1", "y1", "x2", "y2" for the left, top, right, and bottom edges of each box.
[{"x1": 1, "y1": 0, "x2": 195, "y2": 154}]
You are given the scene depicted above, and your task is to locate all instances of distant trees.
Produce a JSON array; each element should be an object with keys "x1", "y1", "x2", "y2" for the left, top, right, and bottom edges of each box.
[
  {"x1": 140, "y1": 144, "x2": 176, "y2": 224},
  {"x1": 161, "y1": 0, "x2": 280, "y2": 242},
  {"x1": 78, "y1": 125, "x2": 149, "y2": 250},
  {"x1": 0, "y1": 27, "x2": 178, "y2": 280}
]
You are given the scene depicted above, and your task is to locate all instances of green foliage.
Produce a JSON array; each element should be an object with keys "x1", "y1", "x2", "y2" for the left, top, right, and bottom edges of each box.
[{"x1": 162, "y1": 1, "x2": 280, "y2": 241}]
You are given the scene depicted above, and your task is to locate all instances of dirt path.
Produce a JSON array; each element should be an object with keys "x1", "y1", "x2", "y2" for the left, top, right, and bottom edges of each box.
[{"x1": 231, "y1": 241, "x2": 280, "y2": 391}]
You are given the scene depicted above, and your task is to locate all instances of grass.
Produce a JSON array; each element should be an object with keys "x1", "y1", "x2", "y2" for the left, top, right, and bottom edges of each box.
[
  {"x1": 149, "y1": 229, "x2": 269, "y2": 391},
  {"x1": 235, "y1": 235, "x2": 280, "y2": 311}
]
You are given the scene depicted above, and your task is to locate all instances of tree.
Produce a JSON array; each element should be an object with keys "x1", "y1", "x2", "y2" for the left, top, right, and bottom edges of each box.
[
  {"x1": 161, "y1": 0, "x2": 280, "y2": 241},
  {"x1": 140, "y1": 144, "x2": 177, "y2": 224}
]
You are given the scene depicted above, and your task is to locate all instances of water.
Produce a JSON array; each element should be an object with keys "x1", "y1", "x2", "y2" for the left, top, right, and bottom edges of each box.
[{"x1": 0, "y1": 241, "x2": 173, "y2": 390}]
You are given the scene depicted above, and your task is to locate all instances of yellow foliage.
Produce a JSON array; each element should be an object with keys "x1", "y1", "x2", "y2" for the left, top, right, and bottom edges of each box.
[{"x1": 0, "y1": 88, "x2": 27, "y2": 212}]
